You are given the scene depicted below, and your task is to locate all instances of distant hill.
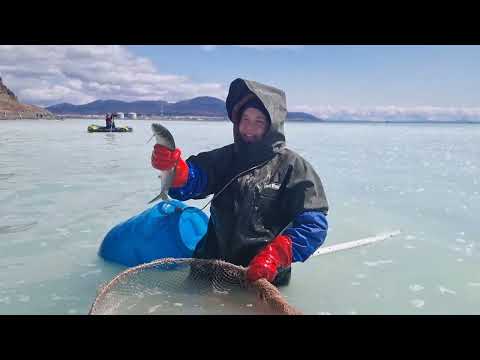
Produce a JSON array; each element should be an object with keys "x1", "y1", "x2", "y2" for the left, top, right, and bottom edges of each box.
[
  {"x1": 0, "y1": 76, "x2": 52, "y2": 119},
  {"x1": 47, "y1": 99, "x2": 170, "y2": 115},
  {"x1": 170, "y1": 97, "x2": 226, "y2": 116},
  {"x1": 46, "y1": 97, "x2": 323, "y2": 121}
]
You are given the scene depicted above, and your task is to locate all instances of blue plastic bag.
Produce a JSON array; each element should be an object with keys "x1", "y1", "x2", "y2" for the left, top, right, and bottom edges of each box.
[{"x1": 99, "y1": 200, "x2": 209, "y2": 267}]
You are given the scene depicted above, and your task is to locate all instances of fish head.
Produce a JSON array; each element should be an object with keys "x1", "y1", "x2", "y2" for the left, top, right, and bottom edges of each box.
[{"x1": 151, "y1": 123, "x2": 176, "y2": 150}]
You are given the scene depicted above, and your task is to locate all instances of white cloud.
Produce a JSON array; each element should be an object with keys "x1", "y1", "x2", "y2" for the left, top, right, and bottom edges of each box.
[
  {"x1": 290, "y1": 104, "x2": 480, "y2": 122},
  {"x1": 0, "y1": 45, "x2": 226, "y2": 106},
  {"x1": 200, "y1": 45, "x2": 303, "y2": 51}
]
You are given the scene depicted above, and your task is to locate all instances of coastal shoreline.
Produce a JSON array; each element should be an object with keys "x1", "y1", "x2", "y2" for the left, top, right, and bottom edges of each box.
[
  {"x1": 2, "y1": 116, "x2": 479, "y2": 124},
  {"x1": 0, "y1": 112, "x2": 55, "y2": 120}
]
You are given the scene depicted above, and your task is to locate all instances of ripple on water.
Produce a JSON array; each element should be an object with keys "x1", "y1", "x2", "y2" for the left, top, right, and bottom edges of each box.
[
  {"x1": 0, "y1": 222, "x2": 38, "y2": 235},
  {"x1": 0, "y1": 173, "x2": 14, "y2": 181}
]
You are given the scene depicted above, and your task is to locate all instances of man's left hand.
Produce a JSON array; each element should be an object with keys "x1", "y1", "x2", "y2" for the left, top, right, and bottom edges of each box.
[{"x1": 246, "y1": 234, "x2": 292, "y2": 283}]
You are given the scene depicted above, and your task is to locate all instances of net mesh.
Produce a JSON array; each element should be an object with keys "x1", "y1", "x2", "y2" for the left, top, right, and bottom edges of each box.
[{"x1": 89, "y1": 258, "x2": 301, "y2": 315}]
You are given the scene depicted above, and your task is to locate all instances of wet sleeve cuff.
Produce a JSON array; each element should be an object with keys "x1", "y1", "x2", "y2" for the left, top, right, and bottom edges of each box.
[
  {"x1": 283, "y1": 211, "x2": 328, "y2": 263},
  {"x1": 168, "y1": 160, "x2": 208, "y2": 201}
]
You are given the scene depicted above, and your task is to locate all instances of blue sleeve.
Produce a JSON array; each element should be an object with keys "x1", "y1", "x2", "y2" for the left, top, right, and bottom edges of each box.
[
  {"x1": 283, "y1": 211, "x2": 328, "y2": 263},
  {"x1": 168, "y1": 160, "x2": 209, "y2": 201}
]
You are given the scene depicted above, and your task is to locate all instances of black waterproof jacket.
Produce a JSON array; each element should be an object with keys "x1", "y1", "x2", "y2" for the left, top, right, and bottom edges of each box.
[{"x1": 186, "y1": 78, "x2": 329, "y2": 267}]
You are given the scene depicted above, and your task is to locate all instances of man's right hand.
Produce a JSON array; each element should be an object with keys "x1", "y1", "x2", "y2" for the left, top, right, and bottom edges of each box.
[
  {"x1": 151, "y1": 144, "x2": 182, "y2": 171},
  {"x1": 151, "y1": 144, "x2": 189, "y2": 188}
]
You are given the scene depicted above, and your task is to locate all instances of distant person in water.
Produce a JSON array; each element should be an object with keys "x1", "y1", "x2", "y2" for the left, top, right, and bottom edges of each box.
[
  {"x1": 105, "y1": 113, "x2": 112, "y2": 129},
  {"x1": 151, "y1": 78, "x2": 329, "y2": 286}
]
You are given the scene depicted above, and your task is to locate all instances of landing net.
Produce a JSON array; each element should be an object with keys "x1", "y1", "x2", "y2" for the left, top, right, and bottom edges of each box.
[{"x1": 89, "y1": 258, "x2": 301, "y2": 315}]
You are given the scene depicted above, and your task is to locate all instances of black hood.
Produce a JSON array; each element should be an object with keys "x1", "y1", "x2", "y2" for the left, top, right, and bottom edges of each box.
[{"x1": 226, "y1": 78, "x2": 287, "y2": 170}]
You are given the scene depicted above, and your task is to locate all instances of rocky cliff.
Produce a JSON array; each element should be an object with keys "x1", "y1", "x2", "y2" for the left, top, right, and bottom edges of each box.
[{"x1": 0, "y1": 76, "x2": 52, "y2": 119}]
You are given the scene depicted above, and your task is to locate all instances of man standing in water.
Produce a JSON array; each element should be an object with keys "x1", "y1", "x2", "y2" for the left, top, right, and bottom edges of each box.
[
  {"x1": 105, "y1": 113, "x2": 112, "y2": 129},
  {"x1": 151, "y1": 78, "x2": 329, "y2": 286}
]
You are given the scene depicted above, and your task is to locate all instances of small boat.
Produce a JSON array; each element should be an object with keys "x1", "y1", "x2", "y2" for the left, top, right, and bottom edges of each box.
[{"x1": 88, "y1": 124, "x2": 133, "y2": 133}]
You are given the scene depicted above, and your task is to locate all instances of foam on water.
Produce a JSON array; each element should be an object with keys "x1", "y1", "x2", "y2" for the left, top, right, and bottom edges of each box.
[
  {"x1": 438, "y1": 286, "x2": 456, "y2": 296},
  {"x1": 0, "y1": 297, "x2": 11, "y2": 305},
  {"x1": 363, "y1": 259, "x2": 394, "y2": 267},
  {"x1": 17, "y1": 295, "x2": 30, "y2": 303},
  {"x1": 409, "y1": 284, "x2": 424, "y2": 292},
  {"x1": 148, "y1": 304, "x2": 163, "y2": 313},
  {"x1": 410, "y1": 299, "x2": 425, "y2": 308},
  {"x1": 80, "y1": 269, "x2": 102, "y2": 278}
]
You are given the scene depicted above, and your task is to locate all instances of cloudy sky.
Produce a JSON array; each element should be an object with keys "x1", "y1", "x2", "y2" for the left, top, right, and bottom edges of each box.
[{"x1": 1, "y1": 45, "x2": 480, "y2": 121}]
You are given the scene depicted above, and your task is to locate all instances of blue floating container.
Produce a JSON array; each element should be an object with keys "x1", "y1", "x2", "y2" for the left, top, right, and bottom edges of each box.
[{"x1": 99, "y1": 199, "x2": 209, "y2": 267}]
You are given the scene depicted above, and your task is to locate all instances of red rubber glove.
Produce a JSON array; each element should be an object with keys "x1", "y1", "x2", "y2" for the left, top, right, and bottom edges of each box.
[
  {"x1": 246, "y1": 234, "x2": 293, "y2": 283},
  {"x1": 151, "y1": 144, "x2": 189, "y2": 188}
]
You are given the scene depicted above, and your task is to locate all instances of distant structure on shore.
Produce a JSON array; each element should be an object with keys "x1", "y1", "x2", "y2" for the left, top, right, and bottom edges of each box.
[{"x1": 127, "y1": 112, "x2": 137, "y2": 119}]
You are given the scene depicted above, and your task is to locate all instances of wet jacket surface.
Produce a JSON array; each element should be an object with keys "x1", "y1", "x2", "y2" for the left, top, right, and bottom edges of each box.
[{"x1": 170, "y1": 78, "x2": 329, "y2": 267}]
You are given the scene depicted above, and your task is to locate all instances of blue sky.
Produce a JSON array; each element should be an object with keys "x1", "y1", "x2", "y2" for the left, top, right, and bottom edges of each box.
[
  {"x1": 128, "y1": 45, "x2": 480, "y2": 108},
  {"x1": 1, "y1": 45, "x2": 480, "y2": 120}
]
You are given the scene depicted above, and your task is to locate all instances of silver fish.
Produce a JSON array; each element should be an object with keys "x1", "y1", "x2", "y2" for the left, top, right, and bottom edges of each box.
[{"x1": 148, "y1": 123, "x2": 177, "y2": 204}]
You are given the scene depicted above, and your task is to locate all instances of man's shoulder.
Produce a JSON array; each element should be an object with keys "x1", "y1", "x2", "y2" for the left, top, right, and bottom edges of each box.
[
  {"x1": 278, "y1": 147, "x2": 320, "y2": 174},
  {"x1": 278, "y1": 147, "x2": 305, "y2": 163},
  {"x1": 215, "y1": 143, "x2": 235, "y2": 152}
]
